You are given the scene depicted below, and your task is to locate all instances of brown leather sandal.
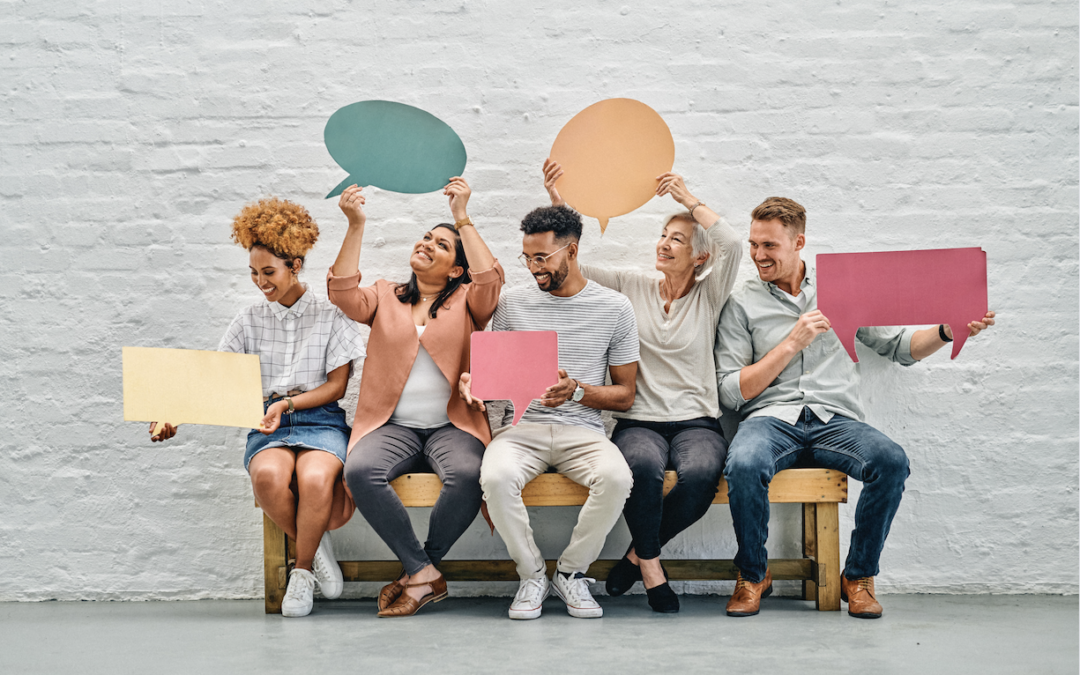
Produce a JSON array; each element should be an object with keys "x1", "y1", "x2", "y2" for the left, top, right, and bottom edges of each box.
[
  {"x1": 377, "y1": 575, "x2": 448, "y2": 617},
  {"x1": 378, "y1": 570, "x2": 406, "y2": 611}
]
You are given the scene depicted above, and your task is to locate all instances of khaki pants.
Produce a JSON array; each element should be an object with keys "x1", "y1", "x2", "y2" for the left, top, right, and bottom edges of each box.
[{"x1": 480, "y1": 423, "x2": 633, "y2": 579}]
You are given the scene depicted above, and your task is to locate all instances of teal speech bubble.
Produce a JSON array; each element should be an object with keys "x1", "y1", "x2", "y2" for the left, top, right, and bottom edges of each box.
[{"x1": 324, "y1": 101, "x2": 467, "y2": 198}]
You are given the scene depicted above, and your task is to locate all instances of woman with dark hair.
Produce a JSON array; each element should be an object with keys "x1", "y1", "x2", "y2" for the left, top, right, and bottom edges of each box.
[{"x1": 328, "y1": 177, "x2": 503, "y2": 617}]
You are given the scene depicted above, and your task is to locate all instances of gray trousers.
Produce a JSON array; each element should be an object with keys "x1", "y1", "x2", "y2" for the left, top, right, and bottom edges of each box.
[{"x1": 345, "y1": 423, "x2": 485, "y2": 576}]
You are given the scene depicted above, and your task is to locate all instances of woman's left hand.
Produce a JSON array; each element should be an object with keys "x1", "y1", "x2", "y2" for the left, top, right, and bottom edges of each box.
[
  {"x1": 259, "y1": 401, "x2": 288, "y2": 436},
  {"x1": 656, "y1": 172, "x2": 696, "y2": 208},
  {"x1": 444, "y1": 177, "x2": 471, "y2": 221}
]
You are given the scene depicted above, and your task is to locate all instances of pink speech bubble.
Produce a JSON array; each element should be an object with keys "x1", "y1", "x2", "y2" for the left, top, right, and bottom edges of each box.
[
  {"x1": 470, "y1": 331, "x2": 560, "y2": 425},
  {"x1": 816, "y1": 248, "x2": 988, "y2": 362}
]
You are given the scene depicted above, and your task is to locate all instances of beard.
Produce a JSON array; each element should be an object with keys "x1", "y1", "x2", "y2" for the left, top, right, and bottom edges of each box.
[{"x1": 535, "y1": 260, "x2": 570, "y2": 292}]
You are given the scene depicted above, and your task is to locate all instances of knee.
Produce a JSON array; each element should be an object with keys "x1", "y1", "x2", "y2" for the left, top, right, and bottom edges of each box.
[
  {"x1": 250, "y1": 463, "x2": 291, "y2": 495},
  {"x1": 723, "y1": 447, "x2": 770, "y2": 484},
  {"x1": 343, "y1": 453, "x2": 382, "y2": 490},
  {"x1": 479, "y1": 458, "x2": 522, "y2": 499},
  {"x1": 297, "y1": 466, "x2": 337, "y2": 495},
  {"x1": 593, "y1": 462, "x2": 634, "y2": 500},
  {"x1": 871, "y1": 442, "x2": 909, "y2": 486}
]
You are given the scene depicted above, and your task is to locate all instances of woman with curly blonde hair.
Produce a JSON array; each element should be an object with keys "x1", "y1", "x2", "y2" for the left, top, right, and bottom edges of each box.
[{"x1": 152, "y1": 197, "x2": 366, "y2": 618}]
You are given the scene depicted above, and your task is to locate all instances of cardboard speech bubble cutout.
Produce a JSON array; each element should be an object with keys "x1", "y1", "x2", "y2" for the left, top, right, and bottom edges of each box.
[
  {"x1": 816, "y1": 248, "x2": 988, "y2": 362},
  {"x1": 470, "y1": 331, "x2": 559, "y2": 426},
  {"x1": 123, "y1": 347, "x2": 264, "y2": 435},
  {"x1": 550, "y1": 98, "x2": 675, "y2": 233},
  {"x1": 324, "y1": 100, "x2": 467, "y2": 198}
]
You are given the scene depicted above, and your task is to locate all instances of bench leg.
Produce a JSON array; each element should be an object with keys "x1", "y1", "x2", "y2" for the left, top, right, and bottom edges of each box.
[
  {"x1": 263, "y1": 512, "x2": 288, "y2": 614},
  {"x1": 802, "y1": 503, "x2": 817, "y2": 601},
  {"x1": 813, "y1": 502, "x2": 841, "y2": 611}
]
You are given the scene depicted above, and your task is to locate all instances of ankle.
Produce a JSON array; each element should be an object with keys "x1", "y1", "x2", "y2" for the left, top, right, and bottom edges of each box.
[
  {"x1": 625, "y1": 548, "x2": 641, "y2": 566},
  {"x1": 410, "y1": 564, "x2": 441, "y2": 584}
]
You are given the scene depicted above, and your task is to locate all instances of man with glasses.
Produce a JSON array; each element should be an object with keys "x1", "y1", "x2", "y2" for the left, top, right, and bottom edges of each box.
[{"x1": 458, "y1": 205, "x2": 640, "y2": 620}]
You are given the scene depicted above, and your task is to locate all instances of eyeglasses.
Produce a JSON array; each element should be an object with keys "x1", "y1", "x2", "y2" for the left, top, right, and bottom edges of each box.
[{"x1": 518, "y1": 243, "x2": 570, "y2": 269}]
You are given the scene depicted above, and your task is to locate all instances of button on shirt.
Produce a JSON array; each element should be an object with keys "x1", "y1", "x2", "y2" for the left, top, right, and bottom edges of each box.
[
  {"x1": 714, "y1": 263, "x2": 916, "y2": 424},
  {"x1": 218, "y1": 285, "x2": 366, "y2": 398}
]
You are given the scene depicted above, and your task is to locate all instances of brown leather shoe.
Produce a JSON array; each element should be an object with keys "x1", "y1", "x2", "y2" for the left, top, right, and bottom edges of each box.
[
  {"x1": 377, "y1": 575, "x2": 448, "y2": 617},
  {"x1": 378, "y1": 571, "x2": 406, "y2": 611},
  {"x1": 725, "y1": 569, "x2": 773, "y2": 617},
  {"x1": 841, "y1": 571, "x2": 883, "y2": 619}
]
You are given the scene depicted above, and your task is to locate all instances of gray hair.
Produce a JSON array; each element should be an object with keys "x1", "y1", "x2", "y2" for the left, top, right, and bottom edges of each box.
[{"x1": 665, "y1": 213, "x2": 711, "y2": 273}]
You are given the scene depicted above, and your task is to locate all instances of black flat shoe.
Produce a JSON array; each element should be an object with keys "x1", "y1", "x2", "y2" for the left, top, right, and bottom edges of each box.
[
  {"x1": 605, "y1": 556, "x2": 642, "y2": 597},
  {"x1": 645, "y1": 581, "x2": 680, "y2": 613}
]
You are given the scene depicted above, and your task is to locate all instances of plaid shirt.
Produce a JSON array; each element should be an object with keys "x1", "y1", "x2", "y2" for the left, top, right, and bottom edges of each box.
[{"x1": 218, "y1": 285, "x2": 365, "y2": 398}]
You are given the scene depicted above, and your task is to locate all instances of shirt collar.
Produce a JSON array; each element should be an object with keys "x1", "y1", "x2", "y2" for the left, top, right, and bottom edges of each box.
[{"x1": 269, "y1": 284, "x2": 311, "y2": 321}]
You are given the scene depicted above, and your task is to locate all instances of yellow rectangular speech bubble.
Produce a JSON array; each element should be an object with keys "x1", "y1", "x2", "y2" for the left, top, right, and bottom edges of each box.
[{"x1": 122, "y1": 347, "x2": 264, "y2": 433}]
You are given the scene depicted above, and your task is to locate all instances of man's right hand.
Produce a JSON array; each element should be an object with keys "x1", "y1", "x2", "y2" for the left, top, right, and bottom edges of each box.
[
  {"x1": 784, "y1": 310, "x2": 832, "y2": 352},
  {"x1": 458, "y1": 373, "x2": 486, "y2": 412},
  {"x1": 542, "y1": 158, "x2": 566, "y2": 207}
]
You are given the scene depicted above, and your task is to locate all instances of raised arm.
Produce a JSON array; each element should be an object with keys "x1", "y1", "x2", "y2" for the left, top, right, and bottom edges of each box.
[
  {"x1": 445, "y1": 177, "x2": 496, "y2": 271},
  {"x1": 332, "y1": 185, "x2": 366, "y2": 278}
]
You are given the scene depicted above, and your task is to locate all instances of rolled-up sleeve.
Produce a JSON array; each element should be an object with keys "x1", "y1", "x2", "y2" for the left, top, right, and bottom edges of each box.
[
  {"x1": 715, "y1": 297, "x2": 753, "y2": 411},
  {"x1": 327, "y1": 268, "x2": 379, "y2": 325},
  {"x1": 702, "y1": 216, "x2": 744, "y2": 306},
  {"x1": 856, "y1": 326, "x2": 917, "y2": 367},
  {"x1": 464, "y1": 260, "x2": 505, "y2": 328}
]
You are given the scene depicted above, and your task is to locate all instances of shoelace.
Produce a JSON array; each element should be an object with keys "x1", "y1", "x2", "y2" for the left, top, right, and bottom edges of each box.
[
  {"x1": 516, "y1": 578, "x2": 546, "y2": 605},
  {"x1": 285, "y1": 570, "x2": 314, "y2": 602},
  {"x1": 561, "y1": 575, "x2": 597, "y2": 604},
  {"x1": 312, "y1": 548, "x2": 330, "y2": 579},
  {"x1": 734, "y1": 575, "x2": 750, "y2": 592},
  {"x1": 857, "y1": 578, "x2": 874, "y2": 594}
]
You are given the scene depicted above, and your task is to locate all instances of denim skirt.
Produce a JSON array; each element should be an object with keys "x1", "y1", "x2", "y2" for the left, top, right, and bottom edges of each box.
[{"x1": 244, "y1": 398, "x2": 351, "y2": 472}]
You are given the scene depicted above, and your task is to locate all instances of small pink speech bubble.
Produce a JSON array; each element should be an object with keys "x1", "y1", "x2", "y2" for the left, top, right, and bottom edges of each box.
[
  {"x1": 470, "y1": 331, "x2": 560, "y2": 425},
  {"x1": 817, "y1": 248, "x2": 988, "y2": 362}
]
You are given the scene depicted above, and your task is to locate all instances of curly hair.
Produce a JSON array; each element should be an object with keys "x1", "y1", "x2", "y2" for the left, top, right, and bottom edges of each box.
[
  {"x1": 230, "y1": 197, "x2": 319, "y2": 264},
  {"x1": 520, "y1": 205, "x2": 582, "y2": 242}
]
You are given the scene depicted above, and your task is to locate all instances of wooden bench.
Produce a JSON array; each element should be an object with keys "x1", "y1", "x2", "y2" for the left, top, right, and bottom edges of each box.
[{"x1": 261, "y1": 468, "x2": 847, "y2": 613}]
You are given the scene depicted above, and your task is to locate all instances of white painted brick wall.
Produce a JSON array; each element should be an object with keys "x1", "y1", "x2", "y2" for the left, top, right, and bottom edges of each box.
[{"x1": 1, "y1": 0, "x2": 1076, "y2": 601}]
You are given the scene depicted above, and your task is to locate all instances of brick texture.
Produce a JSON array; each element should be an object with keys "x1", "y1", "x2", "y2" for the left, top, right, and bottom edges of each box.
[{"x1": 1, "y1": 0, "x2": 1076, "y2": 600}]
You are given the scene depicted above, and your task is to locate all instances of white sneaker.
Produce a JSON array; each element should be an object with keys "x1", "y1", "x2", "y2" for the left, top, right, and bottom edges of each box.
[
  {"x1": 552, "y1": 571, "x2": 603, "y2": 618},
  {"x1": 508, "y1": 576, "x2": 550, "y2": 620},
  {"x1": 312, "y1": 532, "x2": 344, "y2": 599},
  {"x1": 281, "y1": 568, "x2": 316, "y2": 617}
]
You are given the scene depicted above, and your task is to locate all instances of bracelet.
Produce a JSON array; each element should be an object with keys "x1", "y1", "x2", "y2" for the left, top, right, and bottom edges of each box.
[
  {"x1": 688, "y1": 201, "x2": 704, "y2": 219},
  {"x1": 938, "y1": 324, "x2": 953, "y2": 343},
  {"x1": 454, "y1": 216, "x2": 474, "y2": 230},
  {"x1": 284, "y1": 396, "x2": 295, "y2": 414}
]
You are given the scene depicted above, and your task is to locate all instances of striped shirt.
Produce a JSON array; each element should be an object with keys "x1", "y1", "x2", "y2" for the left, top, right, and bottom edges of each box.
[
  {"x1": 218, "y1": 285, "x2": 366, "y2": 398},
  {"x1": 491, "y1": 280, "x2": 639, "y2": 434}
]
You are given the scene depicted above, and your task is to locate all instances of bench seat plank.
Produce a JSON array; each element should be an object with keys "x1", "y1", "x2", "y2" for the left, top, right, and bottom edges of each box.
[{"x1": 389, "y1": 467, "x2": 847, "y2": 507}]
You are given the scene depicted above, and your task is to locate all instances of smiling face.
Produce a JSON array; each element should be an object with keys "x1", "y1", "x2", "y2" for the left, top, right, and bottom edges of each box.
[
  {"x1": 409, "y1": 227, "x2": 463, "y2": 282},
  {"x1": 249, "y1": 246, "x2": 302, "y2": 304},
  {"x1": 655, "y1": 217, "x2": 700, "y2": 275},
  {"x1": 522, "y1": 231, "x2": 573, "y2": 293},
  {"x1": 748, "y1": 218, "x2": 804, "y2": 286}
]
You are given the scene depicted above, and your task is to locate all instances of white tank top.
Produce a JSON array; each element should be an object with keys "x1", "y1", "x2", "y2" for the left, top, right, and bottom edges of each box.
[{"x1": 388, "y1": 325, "x2": 452, "y2": 429}]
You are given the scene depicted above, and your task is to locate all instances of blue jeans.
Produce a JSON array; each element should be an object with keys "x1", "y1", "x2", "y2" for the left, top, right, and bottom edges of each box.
[{"x1": 725, "y1": 408, "x2": 909, "y2": 582}]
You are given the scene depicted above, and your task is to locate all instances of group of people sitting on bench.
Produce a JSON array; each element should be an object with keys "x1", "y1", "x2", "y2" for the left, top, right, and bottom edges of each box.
[{"x1": 151, "y1": 160, "x2": 995, "y2": 620}]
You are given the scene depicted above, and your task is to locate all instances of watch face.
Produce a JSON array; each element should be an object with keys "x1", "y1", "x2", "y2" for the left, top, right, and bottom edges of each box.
[{"x1": 572, "y1": 386, "x2": 585, "y2": 402}]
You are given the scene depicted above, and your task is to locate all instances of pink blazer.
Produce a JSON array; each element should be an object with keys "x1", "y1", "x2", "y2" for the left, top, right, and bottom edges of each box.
[{"x1": 327, "y1": 262, "x2": 504, "y2": 453}]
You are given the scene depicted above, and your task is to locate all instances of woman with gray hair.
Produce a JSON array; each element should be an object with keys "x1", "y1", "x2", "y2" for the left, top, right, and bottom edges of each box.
[{"x1": 542, "y1": 160, "x2": 742, "y2": 613}]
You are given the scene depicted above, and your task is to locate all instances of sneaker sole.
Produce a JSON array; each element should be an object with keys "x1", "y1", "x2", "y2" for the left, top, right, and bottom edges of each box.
[
  {"x1": 509, "y1": 586, "x2": 550, "y2": 620},
  {"x1": 281, "y1": 604, "x2": 313, "y2": 618},
  {"x1": 551, "y1": 583, "x2": 603, "y2": 619}
]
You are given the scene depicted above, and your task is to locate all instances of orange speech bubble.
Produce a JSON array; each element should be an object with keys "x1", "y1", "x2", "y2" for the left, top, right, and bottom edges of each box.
[{"x1": 550, "y1": 99, "x2": 675, "y2": 233}]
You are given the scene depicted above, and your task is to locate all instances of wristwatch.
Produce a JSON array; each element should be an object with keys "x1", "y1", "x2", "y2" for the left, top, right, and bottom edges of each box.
[
  {"x1": 571, "y1": 380, "x2": 585, "y2": 403},
  {"x1": 454, "y1": 216, "x2": 474, "y2": 230}
]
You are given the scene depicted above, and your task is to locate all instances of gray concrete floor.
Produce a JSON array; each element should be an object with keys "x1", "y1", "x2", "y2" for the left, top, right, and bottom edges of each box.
[{"x1": 0, "y1": 594, "x2": 1075, "y2": 675}]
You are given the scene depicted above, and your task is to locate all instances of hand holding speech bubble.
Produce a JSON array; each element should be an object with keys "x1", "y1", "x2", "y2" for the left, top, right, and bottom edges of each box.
[
  {"x1": 816, "y1": 248, "x2": 988, "y2": 362},
  {"x1": 123, "y1": 347, "x2": 264, "y2": 434},
  {"x1": 549, "y1": 98, "x2": 675, "y2": 233},
  {"x1": 324, "y1": 100, "x2": 467, "y2": 198},
  {"x1": 469, "y1": 331, "x2": 559, "y2": 426}
]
